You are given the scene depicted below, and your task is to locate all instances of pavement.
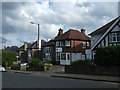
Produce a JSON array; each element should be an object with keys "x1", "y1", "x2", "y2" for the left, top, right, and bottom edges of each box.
[{"x1": 5, "y1": 69, "x2": 120, "y2": 83}]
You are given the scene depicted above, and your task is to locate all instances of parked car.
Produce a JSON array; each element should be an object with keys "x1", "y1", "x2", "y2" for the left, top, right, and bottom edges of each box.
[
  {"x1": 0, "y1": 65, "x2": 5, "y2": 72},
  {"x1": 20, "y1": 63, "x2": 28, "y2": 66}
]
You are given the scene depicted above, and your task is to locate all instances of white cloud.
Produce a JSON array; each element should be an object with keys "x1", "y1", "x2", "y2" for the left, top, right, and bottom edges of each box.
[{"x1": 2, "y1": 1, "x2": 118, "y2": 48}]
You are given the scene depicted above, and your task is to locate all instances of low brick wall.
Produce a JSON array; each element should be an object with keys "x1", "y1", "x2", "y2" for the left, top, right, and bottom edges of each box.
[
  {"x1": 11, "y1": 66, "x2": 20, "y2": 70},
  {"x1": 65, "y1": 65, "x2": 120, "y2": 77},
  {"x1": 26, "y1": 66, "x2": 44, "y2": 71}
]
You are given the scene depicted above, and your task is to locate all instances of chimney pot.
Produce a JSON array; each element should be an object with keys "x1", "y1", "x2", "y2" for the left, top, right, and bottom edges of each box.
[{"x1": 81, "y1": 28, "x2": 85, "y2": 34}]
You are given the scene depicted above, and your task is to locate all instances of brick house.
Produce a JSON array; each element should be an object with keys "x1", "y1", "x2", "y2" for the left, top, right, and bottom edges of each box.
[
  {"x1": 43, "y1": 28, "x2": 91, "y2": 65},
  {"x1": 54, "y1": 28, "x2": 91, "y2": 65}
]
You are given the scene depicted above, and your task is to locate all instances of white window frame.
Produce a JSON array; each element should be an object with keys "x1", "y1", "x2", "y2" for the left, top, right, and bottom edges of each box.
[
  {"x1": 60, "y1": 53, "x2": 70, "y2": 61},
  {"x1": 109, "y1": 33, "x2": 120, "y2": 43}
]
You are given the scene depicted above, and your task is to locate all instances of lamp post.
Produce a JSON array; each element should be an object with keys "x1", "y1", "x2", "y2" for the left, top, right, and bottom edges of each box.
[{"x1": 29, "y1": 22, "x2": 40, "y2": 50}]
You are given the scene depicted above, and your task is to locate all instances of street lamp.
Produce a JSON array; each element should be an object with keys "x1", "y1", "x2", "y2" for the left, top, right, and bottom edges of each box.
[{"x1": 29, "y1": 22, "x2": 40, "y2": 50}]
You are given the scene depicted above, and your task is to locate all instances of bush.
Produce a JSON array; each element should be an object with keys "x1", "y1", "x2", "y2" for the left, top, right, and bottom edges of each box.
[
  {"x1": 44, "y1": 60, "x2": 55, "y2": 65},
  {"x1": 71, "y1": 59, "x2": 94, "y2": 66},
  {"x1": 94, "y1": 45, "x2": 120, "y2": 66},
  {"x1": 44, "y1": 63, "x2": 53, "y2": 67},
  {"x1": 29, "y1": 58, "x2": 43, "y2": 67}
]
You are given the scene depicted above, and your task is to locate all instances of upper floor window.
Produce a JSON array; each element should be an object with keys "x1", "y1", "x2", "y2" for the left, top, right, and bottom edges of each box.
[
  {"x1": 87, "y1": 42, "x2": 90, "y2": 46},
  {"x1": 82, "y1": 42, "x2": 86, "y2": 48},
  {"x1": 45, "y1": 47, "x2": 51, "y2": 53},
  {"x1": 56, "y1": 41, "x2": 63, "y2": 46},
  {"x1": 109, "y1": 32, "x2": 120, "y2": 42},
  {"x1": 65, "y1": 40, "x2": 70, "y2": 46}
]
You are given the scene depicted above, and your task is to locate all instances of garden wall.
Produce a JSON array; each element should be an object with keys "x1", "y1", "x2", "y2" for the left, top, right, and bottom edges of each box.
[{"x1": 65, "y1": 65, "x2": 120, "y2": 77}]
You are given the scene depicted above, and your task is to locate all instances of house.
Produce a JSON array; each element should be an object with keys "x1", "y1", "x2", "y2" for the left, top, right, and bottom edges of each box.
[
  {"x1": 43, "y1": 28, "x2": 91, "y2": 65},
  {"x1": 17, "y1": 39, "x2": 46, "y2": 63},
  {"x1": 89, "y1": 16, "x2": 120, "y2": 59},
  {"x1": 27, "y1": 39, "x2": 46, "y2": 62},
  {"x1": 42, "y1": 40, "x2": 55, "y2": 63},
  {"x1": 17, "y1": 42, "x2": 31, "y2": 62}
]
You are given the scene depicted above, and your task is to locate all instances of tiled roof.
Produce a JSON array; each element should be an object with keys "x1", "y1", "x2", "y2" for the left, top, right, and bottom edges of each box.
[
  {"x1": 27, "y1": 39, "x2": 46, "y2": 49},
  {"x1": 27, "y1": 41, "x2": 38, "y2": 49},
  {"x1": 18, "y1": 43, "x2": 31, "y2": 51},
  {"x1": 89, "y1": 17, "x2": 119, "y2": 35},
  {"x1": 44, "y1": 40, "x2": 54, "y2": 47},
  {"x1": 54, "y1": 29, "x2": 90, "y2": 41}
]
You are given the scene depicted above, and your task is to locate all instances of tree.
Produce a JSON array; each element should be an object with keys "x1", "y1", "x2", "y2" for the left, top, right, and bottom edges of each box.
[{"x1": 2, "y1": 50, "x2": 16, "y2": 67}]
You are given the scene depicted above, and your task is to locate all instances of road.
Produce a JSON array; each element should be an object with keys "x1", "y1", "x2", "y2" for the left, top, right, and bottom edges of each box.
[{"x1": 2, "y1": 71, "x2": 119, "y2": 88}]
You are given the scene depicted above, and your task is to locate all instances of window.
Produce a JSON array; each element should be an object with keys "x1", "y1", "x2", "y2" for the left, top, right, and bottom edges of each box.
[
  {"x1": 56, "y1": 41, "x2": 63, "y2": 46},
  {"x1": 56, "y1": 53, "x2": 60, "y2": 61},
  {"x1": 109, "y1": 32, "x2": 120, "y2": 42},
  {"x1": 82, "y1": 42, "x2": 86, "y2": 48},
  {"x1": 87, "y1": 42, "x2": 89, "y2": 46},
  {"x1": 60, "y1": 53, "x2": 70, "y2": 60},
  {"x1": 61, "y1": 53, "x2": 66, "y2": 60},
  {"x1": 45, "y1": 47, "x2": 51, "y2": 53},
  {"x1": 117, "y1": 33, "x2": 120, "y2": 41},
  {"x1": 65, "y1": 40, "x2": 70, "y2": 46}
]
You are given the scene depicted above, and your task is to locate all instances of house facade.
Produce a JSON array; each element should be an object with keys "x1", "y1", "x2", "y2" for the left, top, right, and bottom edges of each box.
[
  {"x1": 17, "y1": 42, "x2": 31, "y2": 62},
  {"x1": 17, "y1": 39, "x2": 46, "y2": 63},
  {"x1": 42, "y1": 40, "x2": 55, "y2": 62},
  {"x1": 89, "y1": 16, "x2": 120, "y2": 59},
  {"x1": 54, "y1": 28, "x2": 91, "y2": 65}
]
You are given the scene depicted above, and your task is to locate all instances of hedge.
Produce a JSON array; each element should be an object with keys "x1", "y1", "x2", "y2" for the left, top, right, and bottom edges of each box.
[{"x1": 94, "y1": 45, "x2": 120, "y2": 66}]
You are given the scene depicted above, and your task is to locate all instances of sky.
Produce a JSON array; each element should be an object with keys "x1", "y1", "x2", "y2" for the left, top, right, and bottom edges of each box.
[{"x1": 0, "y1": 0, "x2": 119, "y2": 48}]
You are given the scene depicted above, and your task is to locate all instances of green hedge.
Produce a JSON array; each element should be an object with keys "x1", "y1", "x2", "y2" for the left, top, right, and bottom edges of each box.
[
  {"x1": 71, "y1": 59, "x2": 94, "y2": 66},
  {"x1": 94, "y1": 45, "x2": 120, "y2": 66}
]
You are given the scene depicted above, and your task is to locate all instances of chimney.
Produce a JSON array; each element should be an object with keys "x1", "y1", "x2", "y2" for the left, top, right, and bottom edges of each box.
[
  {"x1": 81, "y1": 28, "x2": 85, "y2": 34},
  {"x1": 58, "y1": 28, "x2": 63, "y2": 36},
  {"x1": 24, "y1": 42, "x2": 27, "y2": 51},
  {"x1": 37, "y1": 38, "x2": 41, "y2": 50}
]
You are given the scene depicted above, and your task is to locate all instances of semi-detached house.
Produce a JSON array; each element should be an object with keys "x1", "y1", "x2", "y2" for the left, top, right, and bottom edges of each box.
[{"x1": 43, "y1": 28, "x2": 91, "y2": 65}]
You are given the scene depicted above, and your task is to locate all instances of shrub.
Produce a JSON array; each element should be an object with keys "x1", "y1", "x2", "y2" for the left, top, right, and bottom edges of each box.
[
  {"x1": 94, "y1": 45, "x2": 120, "y2": 66},
  {"x1": 44, "y1": 60, "x2": 55, "y2": 65},
  {"x1": 71, "y1": 59, "x2": 94, "y2": 66},
  {"x1": 29, "y1": 58, "x2": 43, "y2": 67}
]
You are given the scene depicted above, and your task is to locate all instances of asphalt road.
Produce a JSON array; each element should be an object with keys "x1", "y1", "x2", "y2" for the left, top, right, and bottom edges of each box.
[{"x1": 2, "y1": 71, "x2": 119, "y2": 88}]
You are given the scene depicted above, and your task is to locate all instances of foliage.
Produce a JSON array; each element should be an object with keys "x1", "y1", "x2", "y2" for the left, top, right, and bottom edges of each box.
[
  {"x1": 71, "y1": 59, "x2": 94, "y2": 66},
  {"x1": 94, "y1": 45, "x2": 120, "y2": 66},
  {"x1": 44, "y1": 63, "x2": 53, "y2": 67},
  {"x1": 44, "y1": 60, "x2": 55, "y2": 65},
  {"x1": 2, "y1": 50, "x2": 16, "y2": 67},
  {"x1": 29, "y1": 58, "x2": 44, "y2": 67}
]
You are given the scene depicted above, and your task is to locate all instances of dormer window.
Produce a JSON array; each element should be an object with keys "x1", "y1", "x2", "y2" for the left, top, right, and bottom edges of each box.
[{"x1": 65, "y1": 40, "x2": 70, "y2": 46}]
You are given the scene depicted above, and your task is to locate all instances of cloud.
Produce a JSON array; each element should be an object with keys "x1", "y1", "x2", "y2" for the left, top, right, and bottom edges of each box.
[
  {"x1": 1, "y1": 1, "x2": 118, "y2": 48},
  {"x1": 1, "y1": 37, "x2": 8, "y2": 44}
]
